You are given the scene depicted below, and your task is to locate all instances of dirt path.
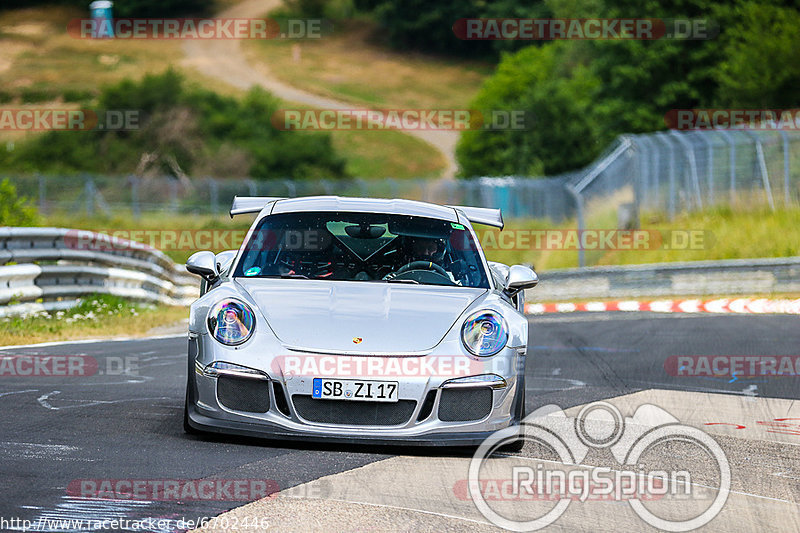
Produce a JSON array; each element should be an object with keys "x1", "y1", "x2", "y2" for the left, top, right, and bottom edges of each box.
[{"x1": 181, "y1": 0, "x2": 458, "y2": 178}]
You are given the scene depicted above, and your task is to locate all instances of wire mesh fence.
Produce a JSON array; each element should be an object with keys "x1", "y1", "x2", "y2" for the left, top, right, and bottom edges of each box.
[
  {"x1": 4, "y1": 173, "x2": 576, "y2": 221},
  {"x1": 4, "y1": 128, "x2": 799, "y2": 265},
  {"x1": 630, "y1": 130, "x2": 800, "y2": 216}
]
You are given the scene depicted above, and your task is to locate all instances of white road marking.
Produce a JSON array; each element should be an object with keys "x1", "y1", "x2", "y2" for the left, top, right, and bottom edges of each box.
[
  {"x1": 37, "y1": 390, "x2": 59, "y2": 410},
  {"x1": 0, "y1": 389, "x2": 37, "y2": 398},
  {"x1": 0, "y1": 333, "x2": 186, "y2": 351},
  {"x1": 743, "y1": 384, "x2": 758, "y2": 396},
  {"x1": 37, "y1": 390, "x2": 173, "y2": 410}
]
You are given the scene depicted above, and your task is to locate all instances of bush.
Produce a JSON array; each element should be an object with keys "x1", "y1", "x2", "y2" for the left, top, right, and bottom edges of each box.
[
  {"x1": 457, "y1": 42, "x2": 608, "y2": 177},
  {"x1": 1, "y1": 70, "x2": 347, "y2": 180},
  {"x1": 0, "y1": 179, "x2": 38, "y2": 226}
]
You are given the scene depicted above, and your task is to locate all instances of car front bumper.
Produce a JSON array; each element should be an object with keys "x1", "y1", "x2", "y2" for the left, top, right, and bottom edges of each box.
[{"x1": 186, "y1": 335, "x2": 525, "y2": 446}]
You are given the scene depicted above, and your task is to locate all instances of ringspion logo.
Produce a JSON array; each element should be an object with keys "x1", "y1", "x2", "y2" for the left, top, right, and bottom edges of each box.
[{"x1": 469, "y1": 402, "x2": 730, "y2": 530}]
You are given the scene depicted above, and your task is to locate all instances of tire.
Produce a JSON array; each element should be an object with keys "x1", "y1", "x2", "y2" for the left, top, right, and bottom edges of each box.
[
  {"x1": 183, "y1": 374, "x2": 202, "y2": 435},
  {"x1": 500, "y1": 375, "x2": 526, "y2": 453}
]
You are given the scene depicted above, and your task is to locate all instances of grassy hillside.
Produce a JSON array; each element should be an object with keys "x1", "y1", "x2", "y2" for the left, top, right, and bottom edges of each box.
[
  {"x1": 244, "y1": 19, "x2": 492, "y2": 111},
  {"x1": 0, "y1": 6, "x2": 444, "y2": 179}
]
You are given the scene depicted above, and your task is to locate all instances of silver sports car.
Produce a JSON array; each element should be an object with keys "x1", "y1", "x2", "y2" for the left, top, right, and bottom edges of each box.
[{"x1": 183, "y1": 196, "x2": 538, "y2": 446}]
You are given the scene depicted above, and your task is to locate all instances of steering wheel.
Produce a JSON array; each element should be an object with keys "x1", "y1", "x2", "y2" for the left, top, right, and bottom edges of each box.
[{"x1": 385, "y1": 260, "x2": 448, "y2": 279}]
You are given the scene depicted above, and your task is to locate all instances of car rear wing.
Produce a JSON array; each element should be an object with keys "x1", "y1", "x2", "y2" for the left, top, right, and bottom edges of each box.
[
  {"x1": 449, "y1": 206, "x2": 504, "y2": 229},
  {"x1": 229, "y1": 196, "x2": 285, "y2": 217},
  {"x1": 229, "y1": 196, "x2": 504, "y2": 228}
]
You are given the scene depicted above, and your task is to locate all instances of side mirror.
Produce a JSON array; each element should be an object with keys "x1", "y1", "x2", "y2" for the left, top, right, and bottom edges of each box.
[
  {"x1": 186, "y1": 251, "x2": 218, "y2": 282},
  {"x1": 504, "y1": 264, "x2": 538, "y2": 296},
  {"x1": 215, "y1": 250, "x2": 238, "y2": 276}
]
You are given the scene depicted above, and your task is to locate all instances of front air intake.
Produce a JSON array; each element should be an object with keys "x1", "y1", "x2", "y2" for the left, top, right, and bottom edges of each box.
[
  {"x1": 217, "y1": 375, "x2": 270, "y2": 413},
  {"x1": 438, "y1": 387, "x2": 493, "y2": 422},
  {"x1": 292, "y1": 395, "x2": 416, "y2": 426}
]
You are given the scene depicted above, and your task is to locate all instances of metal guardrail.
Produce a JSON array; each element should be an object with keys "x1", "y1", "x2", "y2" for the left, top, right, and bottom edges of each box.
[
  {"x1": 527, "y1": 257, "x2": 800, "y2": 302},
  {"x1": 0, "y1": 227, "x2": 198, "y2": 317}
]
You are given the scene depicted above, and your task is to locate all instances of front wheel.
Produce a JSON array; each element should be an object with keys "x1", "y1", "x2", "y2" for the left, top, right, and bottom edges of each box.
[{"x1": 500, "y1": 376, "x2": 526, "y2": 453}]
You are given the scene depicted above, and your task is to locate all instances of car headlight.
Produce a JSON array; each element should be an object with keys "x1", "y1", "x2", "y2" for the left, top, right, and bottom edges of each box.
[
  {"x1": 207, "y1": 299, "x2": 255, "y2": 346},
  {"x1": 461, "y1": 310, "x2": 508, "y2": 357}
]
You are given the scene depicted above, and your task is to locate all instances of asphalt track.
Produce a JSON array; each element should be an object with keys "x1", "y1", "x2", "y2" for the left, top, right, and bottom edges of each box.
[{"x1": 1, "y1": 312, "x2": 798, "y2": 532}]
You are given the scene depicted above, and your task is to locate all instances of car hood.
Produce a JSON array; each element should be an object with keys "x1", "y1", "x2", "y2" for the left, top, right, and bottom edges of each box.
[{"x1": 235, "y1": 278, "x2": 487, "y2": 354}]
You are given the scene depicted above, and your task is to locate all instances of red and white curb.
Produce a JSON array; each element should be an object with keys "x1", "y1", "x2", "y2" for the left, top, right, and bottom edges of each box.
[{"x1": 525, "y1": 298, "x2": 800, "y2": 315}]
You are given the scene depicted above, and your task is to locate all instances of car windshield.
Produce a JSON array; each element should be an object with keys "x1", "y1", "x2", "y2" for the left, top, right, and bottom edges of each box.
[{"x1": 233, "y1": 212, "x2": 489, "y2": 288}]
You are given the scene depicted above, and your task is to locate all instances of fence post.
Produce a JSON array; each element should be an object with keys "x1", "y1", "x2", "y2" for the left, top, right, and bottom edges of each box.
[
  {"x1": 37, "y1": 174, "x2": 46, "y2": 215},
  {"x1": 566, "y1": 184, "x2": 585, "y2": 268},
  {"x1": 646, "y1": 135, "x2": 660, "y2": 211},
  {"x1": 633, "y1": 136, "x2": 648, "y2": 212},
  {"x1": 655, "y1": 133, "x2": 677, "y2": 218},
  {"x1": 85, "y1": 176, "x2": 94, "y2": 217},
  {"x1": 717, "y1": 130, "x2": 736, "y2": 203},
  {"x1": 208, "y1": 178, "x2": 219, "y2": 215},
  {"x1": 670, "y1": 130, "x2": 703, "y2": 210},
  {"x1": 699, "y1": 132, "x2": 714, "y2": 206},
  {"x1": 129, "y1": 175, "x2": 140, "y2": 220},
  {"x1": 747, "y1": 131, "x2": 775, "y2": 211},
  {"x1": 780, "y1": 130, "x2": 791, "y2": 207},
  {"x1": 283, "y1": 179, "x2": 296, "y2": 197},
  {"x1": 169, "y1": 179, "x2": 178, "y2": 213}
]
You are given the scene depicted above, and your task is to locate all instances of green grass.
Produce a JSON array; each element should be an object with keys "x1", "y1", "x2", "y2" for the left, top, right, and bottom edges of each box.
[
  {"x1": 0, "y1": 293, "x2": 187, "y2": 346},
  {"x1": 244, "y1": 19, "x2": 492, "y2": 112},
  {"x1": 332, "y1": 128, "x2": 445, "y2": 179},
  {"x1": 0, "y1": 7, "x2": 184, "y2": 103},
  {"x1": 483, "y1": 206, "x2": 800, "y2": 271},
  {"x1": 43, "y1": 204, "x2": 800, "y2": 272}
]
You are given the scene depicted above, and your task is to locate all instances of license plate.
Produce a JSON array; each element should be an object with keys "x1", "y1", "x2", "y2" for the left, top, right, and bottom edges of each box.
[{"x1": 312, "y1": 378, "x2": 399, "y2": 403}]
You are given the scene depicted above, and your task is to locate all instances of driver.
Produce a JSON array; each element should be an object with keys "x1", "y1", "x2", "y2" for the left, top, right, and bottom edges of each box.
[
  {"x1": 407, "y1": 236, "x2": 445, "y2": 264},
  {"x1": 384, "y1": 236, "x2": 457, "y2": 283}
]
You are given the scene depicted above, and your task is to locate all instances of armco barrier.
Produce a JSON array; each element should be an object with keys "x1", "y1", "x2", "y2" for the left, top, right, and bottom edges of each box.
[
  {"x1": 0, "y1": 227, "x2": 198, "y2": 316},
  {"x1": 528, "y1": 257, "x2": 800, "y2": 302}
]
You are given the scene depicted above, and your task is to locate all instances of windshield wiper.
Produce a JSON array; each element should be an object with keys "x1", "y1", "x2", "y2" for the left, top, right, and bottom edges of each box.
[
  {"x1": 365, "y1": 278, "x2": 419, "y2": 284},
  {"x1": 260, "y1": 273, "x2": 309, "y2": 279}
]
